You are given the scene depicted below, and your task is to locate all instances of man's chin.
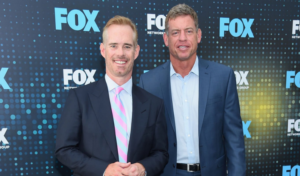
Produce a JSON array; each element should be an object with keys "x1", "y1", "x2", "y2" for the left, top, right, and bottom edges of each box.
[
  {"x1": 114, "y1": 71, "x2": 131, "y2": 77},
  {"x1": 176, "y1": 55, "x2": 191, "y2": 61},
  {"x1": 116, "y1": 72, "x2": 126, "y2": 77}
]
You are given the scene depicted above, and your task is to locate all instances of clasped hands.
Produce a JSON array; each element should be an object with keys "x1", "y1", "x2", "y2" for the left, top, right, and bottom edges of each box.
[{"x1": 104, "y1": 162, "x2": 145, "y2": 176}]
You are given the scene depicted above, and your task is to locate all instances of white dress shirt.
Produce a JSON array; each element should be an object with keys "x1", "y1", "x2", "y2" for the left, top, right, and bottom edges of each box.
[{"x1": 170, "y1": 57, "x2": 200, "y2": 164}]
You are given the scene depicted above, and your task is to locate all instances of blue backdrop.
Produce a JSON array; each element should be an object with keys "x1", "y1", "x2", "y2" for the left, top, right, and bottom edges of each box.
[{"x1": 0, "y1": 0, "x2": 299, "y2": 175}]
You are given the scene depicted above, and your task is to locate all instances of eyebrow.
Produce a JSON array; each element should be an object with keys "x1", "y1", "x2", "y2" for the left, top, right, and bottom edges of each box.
[
  {"x1": 108, "y1": 43, "x2": 117, "y2": 45},
  {"x1": 124, "y1": 43, "x2": 133, "y2": 47},
  {"x1": 108, "y1": 43, "x2": 133, "y2": 47},
  {"x1": 171, "y1": 27, "x2": 194, "y2": 32}
]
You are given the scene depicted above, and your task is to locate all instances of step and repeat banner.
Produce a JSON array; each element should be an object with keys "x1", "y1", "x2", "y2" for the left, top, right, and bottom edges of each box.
[{"x1": 0, "y1": 0, "x2": 299, "y2": 175}]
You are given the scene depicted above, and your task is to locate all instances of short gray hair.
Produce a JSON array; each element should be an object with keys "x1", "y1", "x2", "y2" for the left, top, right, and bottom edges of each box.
[{"x1": 165, "y1": 4, "x2": 198, "y2": 35}]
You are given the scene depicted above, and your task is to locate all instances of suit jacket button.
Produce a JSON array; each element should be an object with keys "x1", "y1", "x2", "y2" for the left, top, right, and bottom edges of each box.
[
  {"x1": 174, "y1": 143, "x2": 176, "y2": 147},
  {"x1": 173, "y1": 164, "x2": 175, "y2": 168}
]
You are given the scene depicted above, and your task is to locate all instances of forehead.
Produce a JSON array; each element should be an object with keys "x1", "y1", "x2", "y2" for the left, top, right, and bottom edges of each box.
[
  {"x1": 105, "y1": 24, "x2": 135, "y2": 43},
  {"x1": 168, "y1": 15, "x2": 195, "y2": 29}
]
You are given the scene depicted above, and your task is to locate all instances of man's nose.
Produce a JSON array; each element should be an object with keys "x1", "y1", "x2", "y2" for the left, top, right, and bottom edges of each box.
[
  {"x1": 179, "y1": 30, "x2": 187, "y2": 41},
  {"x1": 116, "y1": 46, "x2": 125, "y2": 56}
]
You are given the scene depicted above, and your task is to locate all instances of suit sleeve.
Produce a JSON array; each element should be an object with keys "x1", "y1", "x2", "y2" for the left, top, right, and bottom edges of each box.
[
  {"x1": 55, "y1": 89, "x2": 109, "y2": 176},
  {"x1": 136, "y1": 99, "x2": 169, "y2": 176},
  {"x1": 223, "y1": 69, "x2": 246, "y2": 176}
]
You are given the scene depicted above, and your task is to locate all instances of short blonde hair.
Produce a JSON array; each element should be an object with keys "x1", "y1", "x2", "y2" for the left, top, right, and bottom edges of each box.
[
  {"x1": 102, "y1": 15, "x2": 138, "y2": 46},
  {"x1": 165, "y1": 4, "x2": 198, "y2": 35}
]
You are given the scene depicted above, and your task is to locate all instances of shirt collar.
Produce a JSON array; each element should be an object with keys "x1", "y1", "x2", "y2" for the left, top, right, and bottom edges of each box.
[
  {"x1": 105, "y1": 74, "x2": 132, "y2": 95},
  {"x1": 170, "y1": 56, "x2": 199, "y2": 76}
]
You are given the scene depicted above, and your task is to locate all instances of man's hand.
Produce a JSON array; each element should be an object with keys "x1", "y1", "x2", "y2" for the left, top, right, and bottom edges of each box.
[
  {"x1": 104, "y1": 162, "x2": 131, "y2": 176},
  {"x1": 121, "y1": 163, "x2": 145, "y2": 176}
]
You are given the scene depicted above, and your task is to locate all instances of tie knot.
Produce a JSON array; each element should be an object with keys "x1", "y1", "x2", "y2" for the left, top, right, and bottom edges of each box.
[{"x1": 115, "y1": 86, "x2": 124, "y2": 95}]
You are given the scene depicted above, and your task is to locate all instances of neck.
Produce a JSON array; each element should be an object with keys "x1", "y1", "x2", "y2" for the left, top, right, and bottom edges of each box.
[
  {"x1": 170, "y1": 55, "x2": 196, "y2": 77},
  {"x1": 106, "y1": 73, "x2": 131, "y2": 86}
]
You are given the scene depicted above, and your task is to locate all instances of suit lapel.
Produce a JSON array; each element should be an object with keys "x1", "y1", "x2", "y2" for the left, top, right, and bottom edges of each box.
[
  {"x1": 160, "y1": 61, "x2": 176, "y2": 133},
  {"x1": 89, "y1": 78, "x2": 118, "y2": 161},
  {"x1": 198, "y1": 58, "x2": 210, "y2": 136},
  {"x1": 127, "y1": 84, "x2": 148, "y2": 161}
]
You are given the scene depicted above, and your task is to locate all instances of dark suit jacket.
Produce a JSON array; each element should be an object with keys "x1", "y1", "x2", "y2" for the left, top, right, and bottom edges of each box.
[
  {"x1": 139, "y1": 58, "x2": 246, "y2": 176},
  {"x1": 55, "y1": 78, "x2": 168, "y2": 176}
]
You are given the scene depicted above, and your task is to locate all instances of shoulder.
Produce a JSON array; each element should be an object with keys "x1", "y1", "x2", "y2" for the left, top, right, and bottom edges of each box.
[
  {"x1": 199, "y1": 58, "x2": 233, "y2": 79},
  {"x1": 141, "y1": 61, "x2": 169, "y2": 79},
  {"x1": 72, "y1": 80, "x2": 99, "y2": 93},
  {"x1": 77, "y1": 80, "x2": 99, "y2": 90},
  {"x1": 133, "y1": 84, "x2": 163, "y2": 104},
  {"x1": 68, "y1": 79, "x2": 104, "y2": 99},
  {"x1": 200, "y1": 58, "x2": 232, "y2": 72}
]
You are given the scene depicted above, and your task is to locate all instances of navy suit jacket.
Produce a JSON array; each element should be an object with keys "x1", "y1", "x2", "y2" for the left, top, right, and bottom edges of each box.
[
  {"x1": 55, "y1": 78, "x2": 168, "y2": 176},
  {"x1": 139, "y1": 58, "x2": 246, "y2": 176}
]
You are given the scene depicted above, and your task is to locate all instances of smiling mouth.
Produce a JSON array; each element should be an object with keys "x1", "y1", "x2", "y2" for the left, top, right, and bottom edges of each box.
[
  {"x1": 114, "y1": 60, "x2": 127, "y2": 64},
  {"x1": 178, "y1": 46, "x2": 189, "y2": 50}
]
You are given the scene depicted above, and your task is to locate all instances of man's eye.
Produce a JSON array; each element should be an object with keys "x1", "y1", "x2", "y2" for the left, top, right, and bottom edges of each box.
[
  {"x1": 125, "y1": 46, "x2": 131, "y2": 49},
  {"x1": 186, "y1": 29, "x2": 194, "y2": 34},
  {"x1": 172, "y1": 32, "x2": 178, "y2": 35}
]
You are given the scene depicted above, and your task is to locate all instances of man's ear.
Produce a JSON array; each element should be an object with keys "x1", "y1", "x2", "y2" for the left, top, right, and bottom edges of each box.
[
  {"x1": 163, "y1": 32, "x2": 169, "y2": 47},
  {"x1": 197, "y1": 28, "x2": 202, "y2": 43},
  {"x1": 100, "y1": 43, "x2": 105, "y2": 58},
  {"x1": 134, "y1": 45, "x2": 140, "y2": 60}
]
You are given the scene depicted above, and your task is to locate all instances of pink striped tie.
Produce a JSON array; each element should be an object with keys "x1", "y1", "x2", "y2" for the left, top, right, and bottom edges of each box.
[{"x1": 111, "y1": 86, "x2": 128, "y2": 163}]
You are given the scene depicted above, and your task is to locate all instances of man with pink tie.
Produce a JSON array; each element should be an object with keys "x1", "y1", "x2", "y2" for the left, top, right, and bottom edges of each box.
[{"x1": 56, "y1": 15, "x2": 168, "y2": 176}]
